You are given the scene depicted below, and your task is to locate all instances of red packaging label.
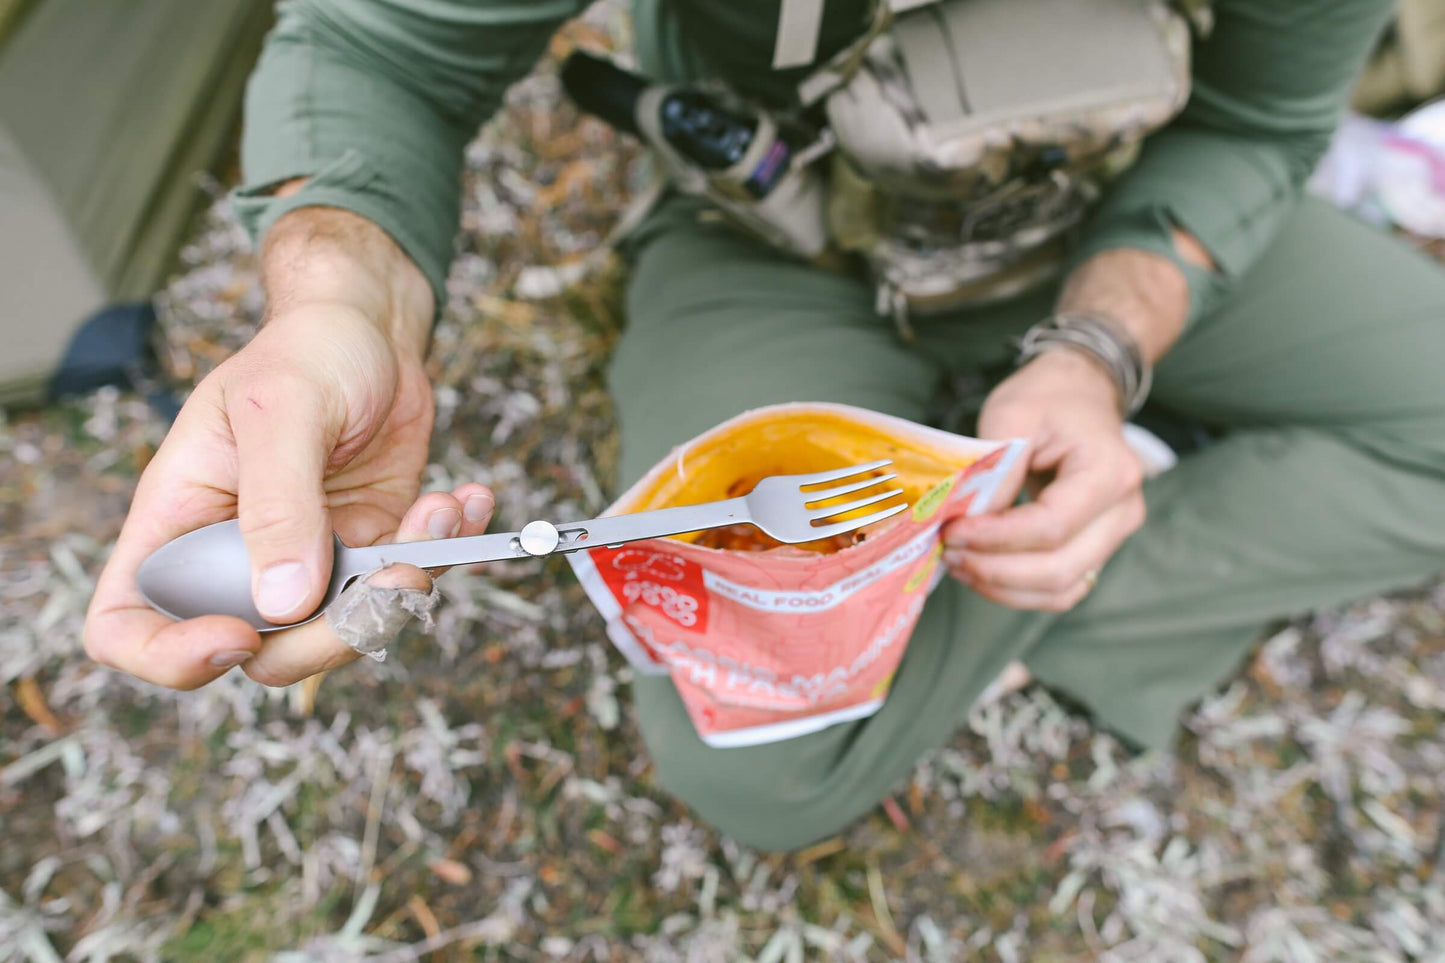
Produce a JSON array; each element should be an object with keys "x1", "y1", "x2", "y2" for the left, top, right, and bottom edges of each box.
[{"x1": 591, "y1": 546, "x2": 710, "y2": 633}]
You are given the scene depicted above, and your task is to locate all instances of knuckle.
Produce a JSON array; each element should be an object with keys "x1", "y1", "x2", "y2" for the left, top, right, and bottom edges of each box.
[
  {"x1": 82, "y1": 627, "x2": 116, "y2": 668},
  {"x1": 981, "y1": 397, "x2": 1027, "y2": 428},
  {"x1": 363, "y1": 562, "x2": 433, "y2": 592},
  {"x1": 318, "y1": 646, "x2": 364, "y2": 673},
  {"x1": 1042, "y1": 594, "x2": 1077, "y2": 613},
  {"x1": 83, "y1": 625, "x2": 189, "y2": 689},
  {"x1": 1124, "y1": 495, "x2": 1147, "y2": 531},
  {"x1": 1043, "y1": 562, "x2": 1078, "y2": 593},
  {"x1": 242, "y1": 659, "x2": 299, "y2": 689},
  {"x1": 157, "y1": 668, "x2": 205, "y2": 692},
  {"x1": 238, "y1": 497, "x2": 319, "y2": 543},
  {"x1": 1115, "y1": 454, "x2": 1145, "y2": 492},
  {"x1": 960, "y1": 559, "x2": 999, "y2": 588},
  {"x1": 1037, "y1": 515, "x2": 1069, "y2": 549}
]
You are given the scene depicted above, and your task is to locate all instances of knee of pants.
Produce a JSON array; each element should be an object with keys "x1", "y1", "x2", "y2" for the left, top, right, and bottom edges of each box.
[
  {"x1": 635, "y1": 680, "x2": 854, "y2": 852},
  {"x1": 647, "y1": 749, "x2": 843, "y2": 852},
  {"x1": 1338, "y1": 425, "x2": 1445, "y2": 560}
]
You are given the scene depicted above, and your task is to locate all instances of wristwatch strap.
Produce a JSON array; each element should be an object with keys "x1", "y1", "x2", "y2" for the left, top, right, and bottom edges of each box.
[{"x1": 1016, "y1": 313, "x2": 1153, "y2": 417}]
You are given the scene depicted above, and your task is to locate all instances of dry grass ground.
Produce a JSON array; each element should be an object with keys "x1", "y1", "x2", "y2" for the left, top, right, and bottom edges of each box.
[{"x1": 4, "y1": 10, "x2": 1445, "y2": 961}]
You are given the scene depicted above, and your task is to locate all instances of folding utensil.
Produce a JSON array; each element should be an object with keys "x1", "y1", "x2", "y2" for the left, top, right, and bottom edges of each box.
[{"x1": 137, "y1": 460, "x2": 907, "y2": 632}]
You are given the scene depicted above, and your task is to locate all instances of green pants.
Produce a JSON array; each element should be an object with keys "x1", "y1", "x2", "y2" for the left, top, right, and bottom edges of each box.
[{"x1": 606, "y1": 196, "x2": 1445, "y2": 851}]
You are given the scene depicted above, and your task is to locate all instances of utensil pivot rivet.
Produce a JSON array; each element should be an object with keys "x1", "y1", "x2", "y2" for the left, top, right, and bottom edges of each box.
[{"x1": 518, "y1": 520, "x2": 561, "y2": 556}]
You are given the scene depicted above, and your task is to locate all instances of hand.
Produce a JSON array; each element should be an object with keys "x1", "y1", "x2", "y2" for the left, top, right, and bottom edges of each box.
[
  {"x1": 942, "y1": 350, "x2": 1146, "y2": 612},
  {"x1": 83, "y1": 303, "x2": 493, "y2": 688},
  {"x1": 84, "y1": 207, "x2": 489, "y2": 689}
]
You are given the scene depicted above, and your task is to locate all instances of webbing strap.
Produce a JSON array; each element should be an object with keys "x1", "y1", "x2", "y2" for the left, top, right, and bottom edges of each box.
[
  {"x1": 796, "y1": 0, "x2": 895, "y2": 105},
  {"x1": 773, "y1": 0, "x2": 826, "y2": 68}
]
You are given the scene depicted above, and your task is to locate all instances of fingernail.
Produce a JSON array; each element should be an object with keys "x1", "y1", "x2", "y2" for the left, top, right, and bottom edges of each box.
[
  {"x1": 209, "y1": 649, "x2": 254, "y2": 668},
  {"x1": 943, "y1": 549, "x2": 965, "y2": 568},
  {"x1": 427, "y1": 507, "x2": 461, "y2": 539},
  {"x1": 256, "y1": 561, "x2": 309, "y2": 618},
  {"x1": 463, "y1": 494, "x2": 493, "y2": 523}
]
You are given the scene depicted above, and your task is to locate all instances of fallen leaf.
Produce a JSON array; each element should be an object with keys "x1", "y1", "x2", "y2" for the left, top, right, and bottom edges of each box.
[
  {"x1": 881, "y1": 796, "x2": 910, "y2": 833},
  {"x1": 794, "y1": 837, "x2": 847, "y2": 866},
  {"x1": 428, "y1": 857, "x2": 473, "y2": 886},
  {"x1": 588, "y1": 829, "x2": 623, "y2": 855},
  {"x1": 407, "y1": 893, "x2": 442, "y2": 940},
  {"x1": 14, "y1": 678, "x2": 64, "y2": 735}
]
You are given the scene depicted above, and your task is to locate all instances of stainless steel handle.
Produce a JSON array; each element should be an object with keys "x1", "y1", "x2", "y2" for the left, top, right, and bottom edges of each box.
[
  {"x1": 342, "y1": 531, "x2": 533, "y2": 573},
  {"x1": 552, "y1": 497, "x2": 750, "y2": 550},
  {"x1": 339, "y1": 496, "x2": 750, "y2": 571}
]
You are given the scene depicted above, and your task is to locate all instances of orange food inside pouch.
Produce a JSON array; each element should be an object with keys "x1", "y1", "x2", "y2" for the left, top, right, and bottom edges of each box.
[{"x1": 624, "y1": 409, "x2": 981, "y2": 554}]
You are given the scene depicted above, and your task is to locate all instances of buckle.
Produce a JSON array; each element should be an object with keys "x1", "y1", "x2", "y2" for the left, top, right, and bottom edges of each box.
[{"x1": 876, "y1": 282, "x2": 917, "y2": 343}]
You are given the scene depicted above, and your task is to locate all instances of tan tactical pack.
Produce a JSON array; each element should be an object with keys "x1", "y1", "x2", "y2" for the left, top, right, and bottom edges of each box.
[
  {"x1": 801, "y1": 0, "x2": 1199, "y2": 323},
  {"x1": 623, "y1": 0, "x2": 1204, "y2": 329}
]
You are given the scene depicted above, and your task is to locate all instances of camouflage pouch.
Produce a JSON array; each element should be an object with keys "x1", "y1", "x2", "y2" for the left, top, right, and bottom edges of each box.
[{"x1": 805, "y1": 0, "x2": 1196, "y2": 324}]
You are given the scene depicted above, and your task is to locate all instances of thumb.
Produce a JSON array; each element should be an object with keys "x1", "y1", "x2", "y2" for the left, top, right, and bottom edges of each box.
[{"x1": 230, "y1": 375, "x2": 335, "y2": 623}]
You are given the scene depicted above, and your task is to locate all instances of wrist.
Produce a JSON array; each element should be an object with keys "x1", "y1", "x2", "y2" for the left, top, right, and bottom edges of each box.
[
  {"x1": 260, "y1": 207, "x2": 433, "y2": 362},
  {"x1": 1056, "y1": 248, "x2": 1188, "y2": 365},
  {"x1": 1024, "y1": 347, "x2": 1121, "y2": 403},
  {"x1": 1017, "y1": 312, "x2": 1151, "y2": 417},
  {"x1": 983, "y1": 347, "x2": 1122, "y2": 441}
]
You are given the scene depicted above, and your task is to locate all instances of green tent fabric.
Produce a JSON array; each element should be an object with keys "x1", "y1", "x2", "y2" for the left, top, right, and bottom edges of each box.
[
  {"x1": 0, "y1": 0, "x2": 271, "y2": 403},
  {"x1": 0, "y1": 1, "x2": 35, "y2": 41}
]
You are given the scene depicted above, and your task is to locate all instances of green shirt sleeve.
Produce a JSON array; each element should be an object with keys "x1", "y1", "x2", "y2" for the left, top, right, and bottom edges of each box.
[
  {"x1": 1070, "y1": 0, "x2": 1397, "y2": 323},
  {"x1": 234, "y1": 0, "x2": 584, "y2": 310}
]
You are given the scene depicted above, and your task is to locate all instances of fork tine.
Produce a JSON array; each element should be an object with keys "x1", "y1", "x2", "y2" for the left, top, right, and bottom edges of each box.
[
  {"x1": 810, "y1": 488, "x2": 905, "y2": 523},
  {"x1": 809, "y1": 502, "x2": 908, "y2": 539},
  {"x1": 804, "y1": 471, "x2": 898, "y2": 504},
  {"x1": 793, "y1": 459, "x2": 894, "y2": 488}
]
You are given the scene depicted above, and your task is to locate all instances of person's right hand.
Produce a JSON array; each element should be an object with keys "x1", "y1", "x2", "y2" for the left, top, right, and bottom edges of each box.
[
  {"x1": 84, "y1": 301, "x2": 491, "y2": 689},
  {"x1": 84, "y1": 206, "x2": 489, "y2": 690}
]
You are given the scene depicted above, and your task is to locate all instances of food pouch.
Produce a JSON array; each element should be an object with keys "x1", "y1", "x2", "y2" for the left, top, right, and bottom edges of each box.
[{"x1": 567, "y1": 403, "x2": 1026, "y2": 747}]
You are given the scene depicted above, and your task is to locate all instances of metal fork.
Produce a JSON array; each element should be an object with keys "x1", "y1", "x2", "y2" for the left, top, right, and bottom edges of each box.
[
  {"x1": 137, "y1": 461, "x2": 907, "y2": 632},
  {"x1": 543, "y1": 457, "x2": 905, "y2": 551}
]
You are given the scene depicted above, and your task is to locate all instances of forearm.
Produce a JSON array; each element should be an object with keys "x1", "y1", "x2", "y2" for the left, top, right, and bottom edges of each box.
[
  {"x1": 1055, "y1": 229, "x2": 1216, "y2": 366},
  {"x1": 1067, "y1": 0, "x2": 1393, "y2": 329},
  {"x1": 260, "y1": 202, "x2": 434, "y2": 361},
  {"x1": 236, "y1": 0, "x2": 582, "y2": 313}
]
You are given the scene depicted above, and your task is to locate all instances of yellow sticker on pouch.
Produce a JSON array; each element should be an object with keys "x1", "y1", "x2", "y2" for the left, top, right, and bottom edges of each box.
[
  {"x1": 911, "y1": 476, "x2": 957, "y2": 522},
  {"x1": 904, "y1": 544, "x2": 943, "y2": 593}
]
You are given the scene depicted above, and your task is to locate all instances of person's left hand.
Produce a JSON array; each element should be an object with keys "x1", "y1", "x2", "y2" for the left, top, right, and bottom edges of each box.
[{"x1": 941, "y1": 349, "x2": 1147, "y2": 612}]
